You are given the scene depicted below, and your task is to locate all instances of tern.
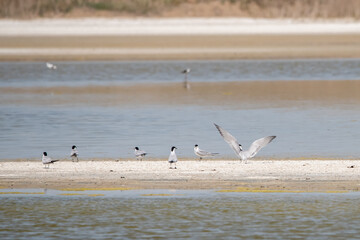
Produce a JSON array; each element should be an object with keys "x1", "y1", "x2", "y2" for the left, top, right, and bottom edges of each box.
[
  {"x1": 70, "y1": 145, "x2": 79, "y2": 162},
  {"x1": 194, "y1": 144, "x2": 218, "y2": 160},
  {"x1": 168, "y1": 146, "x2": 178, "y2": 169},
  {"x1": 182, "y1": 68, "x2": 190, "y2": 89},
  {"x1": 46, "y1": 62, "x2": 57, "y2": 70},
  {"x1": 214, "y1": 123, "x2": 276, "y2": 163},
  {"x1": 42, "y1": 152, "x2": 59, "y2": 169},
  {"x1": 134, "y1": 147, "x2": 147, "y2": 161}
]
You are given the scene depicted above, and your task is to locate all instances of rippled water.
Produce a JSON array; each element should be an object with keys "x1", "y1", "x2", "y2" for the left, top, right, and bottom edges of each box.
[
  {"x1": 1, "y1": 190, "x2": 360, "y2": 239},
  {"x1": 1, "y1": 59, "x2": 360, "y2": 160},
  {"x1": 0, "y1": 59, "x2": 359, "y2": 87}
]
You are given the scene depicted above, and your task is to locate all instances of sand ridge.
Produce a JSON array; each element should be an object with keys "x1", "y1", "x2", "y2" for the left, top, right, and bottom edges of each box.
[{"x1": 1, "y1": 159, "x2": 359, "y2": 191}]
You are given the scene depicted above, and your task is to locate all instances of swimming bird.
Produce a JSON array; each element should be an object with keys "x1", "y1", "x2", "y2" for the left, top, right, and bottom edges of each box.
[
  {"x1": 70, "y1": 145, "x2": 79, "y2": 162},
  {"x1": 134, "y1": 147, "x2": 147, "y2": 161},
  {"x1": 168, "y1": 146, "x2": 178, "y2": 169},
  {"x1": 42, "y1": 152, "x2": 59, "y2": 169},
  {"x1": 214, "y1": 123, "x2": 276, "y2": 163},
  {"x1": 46, "y1": 62, "x2": 57, "y2": 70},
  {"x1": 194, "y1": 144, "x2": 219, "y2": 160},
  {"x1": 182, "y1": 68, "x2": 190, "y2": 89}
]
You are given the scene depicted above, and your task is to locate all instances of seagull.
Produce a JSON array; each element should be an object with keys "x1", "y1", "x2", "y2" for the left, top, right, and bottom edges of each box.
[
  {"x1": 214, "y1": 123, "x2": 276, "y2": 163},
  {"x1": 168, "y1": 146, "x2": 178, "y2": 169},
  {"x1": 182, "y1": 68, "x2": 190, "y2": 89},
  {"x1": 134, "y1": 147, "x2": 147, "y2": 161},
  {"x1": 42, "y1": 152, "x2": 59, "y2": 169},
  {"x1": 194, "y1": 144, "x2": 219, "y2": 160},
  {"x1": 46, "y1": 62, "x2": 57, "y2": 70},
  {"x1": 70, "y1": 145, "x2": 79, "y2": 162}
]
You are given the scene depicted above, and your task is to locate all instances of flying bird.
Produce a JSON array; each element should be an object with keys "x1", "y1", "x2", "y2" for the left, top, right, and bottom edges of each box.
[
  {"x1": 42, "y1": 152, "x2": 59, "y2": 169},
  {"x1": 134, "y1": 147, "x2": 147, "y2": 161},
  {"x1": 194, "y1": 144, "x2": 218, "y2": 160},
  {"x1": 70, "y1": 145, "x2": 79, "y2": 162},
  {"x1": 182, "y1": 68, "x2": 191, "y2": 90},
  {"x1": 46, "y1": 62, "x2": 57, "y2": 70},
  {"x1": 168, "y1": 146, "x2": 178, "y2": 169},
  {"x1": 214, "y1": 123, "x2": 276, "y2": 163}
]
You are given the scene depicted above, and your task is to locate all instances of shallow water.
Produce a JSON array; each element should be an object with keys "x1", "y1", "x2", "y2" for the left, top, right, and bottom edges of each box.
[
  {"x1": 0, "y1": 59, "x2": 360, "y2": 87},
  {"x1": 0, "y1": 105, "x2": 360, "y2": 159},
  {"x1": 1, "y1": 59, "x2": 360, "y2": 159},
  {"x1": 1, "y1": 189, "x2": 360, "y2": 239}
]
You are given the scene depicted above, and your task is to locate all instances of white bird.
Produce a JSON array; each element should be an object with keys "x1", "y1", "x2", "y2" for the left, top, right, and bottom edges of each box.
[
  {"x1": 70, "y1": 145, "x2": 79, "y2": 162},
  {"x1": 194, "y1": 144, "x2": 218, "y2": 160},
  {"x1": 214, "y1": 123, "x2": 276, "y2": 163},
  {"x1": 134, "y1": 147, "x2": 147, "y2": 160},
  {"x1": 182, "y1": 68, "x2": 190, "y2": 89},
  {"x1": 168, "y1": 146, "x2": 178, "y2": 169},
  {"x1": 46, "y1": 62, "x2": 57, "y2": 70},
  {"x1": 42, "y1": 152, "x2": 59, "y2": 169}
]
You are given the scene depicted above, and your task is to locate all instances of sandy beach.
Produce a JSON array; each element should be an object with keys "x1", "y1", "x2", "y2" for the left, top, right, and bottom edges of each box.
[
  {"x1": 0, "y1": 18, "x2": 360, "y2": 60},
  {"x1": 0, "y1": 159, "x2": 359, "y2": 191}
]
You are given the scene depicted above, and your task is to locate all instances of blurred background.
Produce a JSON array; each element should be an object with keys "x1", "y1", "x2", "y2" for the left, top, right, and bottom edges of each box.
[{"x1": 1, "y1": 0, "x2": 360, "y2": 18}]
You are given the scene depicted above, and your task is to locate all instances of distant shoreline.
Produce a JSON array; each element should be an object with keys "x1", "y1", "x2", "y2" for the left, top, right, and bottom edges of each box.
[{"x1": 0, "y1": 18, "x2": 360, "y2": 61}]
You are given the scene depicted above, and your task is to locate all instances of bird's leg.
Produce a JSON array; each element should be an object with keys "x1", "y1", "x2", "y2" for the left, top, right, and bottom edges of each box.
[{"x1": 174, "y1": 163, "x2": 177, "y2": 169}]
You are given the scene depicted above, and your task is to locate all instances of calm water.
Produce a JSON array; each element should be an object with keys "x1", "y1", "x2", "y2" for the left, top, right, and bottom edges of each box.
[
  {"x1": 1, "y1": 59, "x2": 360, "y2": 159},
  {"x1": 1, "y1": 190, "x2": 360, "y2": 239},
  {"x1": 0, "y1": 59, "x2": 360, "y2": 87}
]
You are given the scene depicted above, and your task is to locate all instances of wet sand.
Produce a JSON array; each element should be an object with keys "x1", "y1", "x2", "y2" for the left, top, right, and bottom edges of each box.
[
  {"x1": 0, "y1": 160, "x2": 359, "y2": 191},
  {"x1": 1, "y1": 34, "x2": 360, "y2": 60},
  {"x1": 2, "y1": 80, "x2": 360, "y2": 108}
]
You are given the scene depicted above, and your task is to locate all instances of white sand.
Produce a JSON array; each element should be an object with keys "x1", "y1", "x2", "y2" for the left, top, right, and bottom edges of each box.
[
  {"x1": 0, "y1": 160, "x2": 359, "y2": 184},
  {"x1": 1, "y1": 18, "x2": 360, "y2": 36}
]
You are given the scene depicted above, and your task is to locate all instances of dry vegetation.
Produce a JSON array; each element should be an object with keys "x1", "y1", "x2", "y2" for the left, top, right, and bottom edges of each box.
[{"x1": 0, "y1": 0, "x2": 359, "y2": 19}]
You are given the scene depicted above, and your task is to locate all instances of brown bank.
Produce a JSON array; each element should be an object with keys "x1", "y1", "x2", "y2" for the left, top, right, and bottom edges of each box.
[{"x1": 1, "y1": 34, "x2": 360, "y2": 61}]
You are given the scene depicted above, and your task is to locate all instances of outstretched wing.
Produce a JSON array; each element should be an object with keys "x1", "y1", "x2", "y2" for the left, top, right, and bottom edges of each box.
[
  {"x1": 247, "y1": 136, "x2": 276, "y2": 158},
  {"x1": 214, "y1": 123, "x2": 241, "y2": 156}
]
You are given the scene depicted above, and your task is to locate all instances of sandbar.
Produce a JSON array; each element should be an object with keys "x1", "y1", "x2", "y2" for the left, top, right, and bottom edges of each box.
[{"x1": 0, "y1": 159, "x2": 359, "y2": 192}]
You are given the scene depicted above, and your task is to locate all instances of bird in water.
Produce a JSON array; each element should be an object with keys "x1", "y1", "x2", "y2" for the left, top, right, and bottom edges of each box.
[
  {"x1": 182, "y1": 68, "x2": 191, "y2": 90},
  {"x1": 46, "y1": 62, "x2": 57, "y2": 70},
  {"x1": 214, "y1": 123, "x2": 276, "y2": 163}
]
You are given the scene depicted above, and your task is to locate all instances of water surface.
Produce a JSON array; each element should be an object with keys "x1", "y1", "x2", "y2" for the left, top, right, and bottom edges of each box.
[
  {"x1": 1, "y1": 59, "x2": 360, "y2": 159},
  {"x1": 1, "y1": 190, "x2": 360, "y2": 239},
  {"x1": 0, "y1": 59, "x2": 359, "y2": 87}
]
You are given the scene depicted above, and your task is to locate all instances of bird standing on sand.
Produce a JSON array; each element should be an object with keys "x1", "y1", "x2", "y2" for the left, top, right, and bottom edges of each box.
[
  {"x1": 168, "y1": 146, "x2": 178, "y2": 169},
  {"x1": 46, "y1": 62, "x2": 57, "y2": 70},
  {"x1": 42, "y1": 152, "x2": 59, "y2": 169},
  {"x1": 182, "y1": 68, "x2": 191, "y2": 89},
  {"x1": 214, "y1": 123, "x2": 276, "y2": 163},
  {"x1": 194, "y1": 144, "x2": 219, "y2": 160},
  {"x1": 134, "y1": 147, "x2": 147, "y2": 160},
  {"x1": 71, "y1": 145, "x2": 79, "y2": 162}
]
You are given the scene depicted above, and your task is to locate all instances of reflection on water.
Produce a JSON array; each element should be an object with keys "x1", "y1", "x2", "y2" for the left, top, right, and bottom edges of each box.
[
  {"x1": 1, "y1": 190, "x2": 360, "y2": 239},
  {"x1": 0, "y1": 59, "x2": 359, "y2": 87},
  {"x1": 0, "y1": 105, "x2": 360, "y2": 159}
]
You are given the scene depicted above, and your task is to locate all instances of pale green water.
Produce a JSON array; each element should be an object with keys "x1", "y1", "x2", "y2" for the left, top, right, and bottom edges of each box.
[{"x1": 1, "y1": 189, "x2": 360, "y2": 239}]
